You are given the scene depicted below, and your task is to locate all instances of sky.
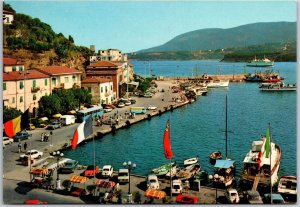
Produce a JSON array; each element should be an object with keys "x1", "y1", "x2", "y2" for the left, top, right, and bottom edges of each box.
[{"x1": 5, "y1": 0, "x2": 297, "y2": 53}]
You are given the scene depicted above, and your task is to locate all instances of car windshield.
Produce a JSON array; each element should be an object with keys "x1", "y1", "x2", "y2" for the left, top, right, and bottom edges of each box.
[
  {"x1": 118, "y1": 173, "x2": 128, "y2": 176},
  {"x1": 173, "y1": 185, "x2": 180, "y2": 189},
  {"x1": 231, "y1": 193, "x2": 237, "y2": 196},
  {"x1": 103, "y1": 169, "x2": 109, "y2": 171},
  {"x1": 149, "y1": 179, "x2": 157, "y2": 183},
  {"x1": 87, "y1": 166, "x2": 95, "y2": 170}
]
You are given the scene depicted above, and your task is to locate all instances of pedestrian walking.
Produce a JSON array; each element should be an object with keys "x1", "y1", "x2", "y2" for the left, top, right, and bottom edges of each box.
[
  {"x1": 41, "y1": 133, "x2": 44, "y2": 142},
  {"x1": 18, "y1": 142, "x2": 22, "y2": 153},
  {"x1": 24, "y1": 142, "x2": 27, "y2": 151}
]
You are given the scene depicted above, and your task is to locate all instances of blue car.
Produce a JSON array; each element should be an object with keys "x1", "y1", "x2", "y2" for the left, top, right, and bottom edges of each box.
[
  {"x1": 47, "y1": 122, "x2": 61, "y2": 130},
  {"x1": 13, "y1": 131, "x2": 30, "y2": 142}
]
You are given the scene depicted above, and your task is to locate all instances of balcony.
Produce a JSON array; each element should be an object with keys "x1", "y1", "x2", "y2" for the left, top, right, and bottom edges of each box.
[
  {"x1": 105, "y1": 92, "x2": 111, "y2": 97},
  {"x1": 54, "y1": 83, "x2": 65, "y2": 89},
  {"x1": 31, "y1": 87, "x2": 40, "y2": 93},
  {"x1": 73, "y1": 83, "x2": 80, "y2": 88}
]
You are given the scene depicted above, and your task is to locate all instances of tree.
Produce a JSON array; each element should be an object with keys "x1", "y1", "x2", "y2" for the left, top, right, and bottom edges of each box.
[
  {"x1": 71, "y1": 88, "x2": 92, "y2": 107},
  {"x1": 53, "y1": 89, "x2": 76, "y2": 113},
  {"x1": 3, "y1": 107, "x2": 21, "y2": 123},
  {"x1": 37, "y1": 94, "x2": 62, "y2": 118},
  {"x1": 68, "y1": 35, "x2": 74, "y2": 43}
]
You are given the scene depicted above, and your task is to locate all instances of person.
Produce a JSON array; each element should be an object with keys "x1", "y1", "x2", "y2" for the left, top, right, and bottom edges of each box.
[
  {"x1": 24, "y1": 142, "x2": 27, "y2": 151},
  {"x1": 18, "y1": 142, "x2": 22, "y2": 153},
  {"x1": 116, "y1": 117, "x2": 119, "y2": 125},
  {"x1": 41, "y1": 133, "x2": 44, "y2": 142}
]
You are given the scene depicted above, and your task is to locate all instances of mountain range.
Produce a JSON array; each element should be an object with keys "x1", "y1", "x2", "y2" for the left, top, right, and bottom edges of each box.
[{"x1": 138, "y1": 22, "x2": 296, "y2": 53}]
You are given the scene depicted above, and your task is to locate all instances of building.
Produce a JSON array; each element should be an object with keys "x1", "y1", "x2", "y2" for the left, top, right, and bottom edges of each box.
[
  {"x1": 3, "y1": 57, "x2": 25, "y2": 73},
  {"x1": 81, "y1": 77, "x2": 114, "y2": 105},
  {"x1": 3, "y1": 69, "x2": 51, "y2": 115},
  {"x1": 37, "y1": 66, "x2": 82, "y2": 91},
  {"x1": 3, "y1": 10, "x2": 14, "y2": 25},
  {"x1": 89, "y1": 49, "x2": 128, "y2": 62}
]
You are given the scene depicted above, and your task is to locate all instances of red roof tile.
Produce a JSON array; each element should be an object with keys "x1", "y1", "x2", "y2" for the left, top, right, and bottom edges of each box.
[
  {"x1": 38, "y1": 66, "x2": 82, "y2": 75},
  {"x1": 3, "y1": 70, "x2": 50, "y2": 81},
  {"x1": 81, "y1": 77, "x2": 111, "y2": 84},
  {"x1": 88, "y1": 61, "x2": 119, "y2": 68},
  {"x1": 3, "y1": 57, "x2": 24, "y2": 66},
  {"x1": 86, "y1": 71, "x2": 117, "y2": 75}
]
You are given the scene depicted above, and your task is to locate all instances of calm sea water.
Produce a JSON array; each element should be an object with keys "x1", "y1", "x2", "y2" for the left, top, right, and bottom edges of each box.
[{"x1": 64, "y1": 61, "x2": 297, "y2": 177}]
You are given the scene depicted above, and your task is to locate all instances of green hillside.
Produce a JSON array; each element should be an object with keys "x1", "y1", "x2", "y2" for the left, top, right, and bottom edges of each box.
[{"x1": 139, "y1": 22, "x2": 296, "y2": 53}]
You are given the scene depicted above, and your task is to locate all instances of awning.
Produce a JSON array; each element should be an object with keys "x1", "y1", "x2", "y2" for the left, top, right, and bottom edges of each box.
[
  {"x1": 69, "y1": 175, "x2": 89, "y2": 183},
  {"x1": 127, "y1": 81, "x2": 139, "y2": 86},
  {"x1": 39, "y1": 117, "x2": 48, "y2": 121},
  {"x1": 52, "y1": 114, "x2": 62, "y2": 118},
  {"x1": 145, "y1": 189, "x2": 166, "y2": 199},
  {"x1": 30, "y1": 168, "x2": 48, "y2": 176},
  {"x1": 214, "y1": 160, "x2": 235, "y2": 169},
  {"x1": 68, "y1": 110, "x2": 76, "y2": 115},
  {"x1": 96, "y1": 179, "x2": 116, "y2": 188}
]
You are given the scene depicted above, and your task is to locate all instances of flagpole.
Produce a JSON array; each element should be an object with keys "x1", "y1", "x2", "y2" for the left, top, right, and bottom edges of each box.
[
  {"x1": 169, "y1": 117, "x2": 172, "y2": 203},
  {"x1": 93, "y1": 130, "x2": 96, "y2": 195},
  {"x1": 269, "y1": 123, "x2": 272, "y2": 204}
]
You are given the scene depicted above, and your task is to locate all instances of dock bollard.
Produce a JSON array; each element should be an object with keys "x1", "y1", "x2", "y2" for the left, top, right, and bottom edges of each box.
[
  {"x1": 111, "y1": 125, "x2": 116, "y2": 133},
  {"x1": 125, "y1": 120, "x2": 131, "y2": 127},
  {"x1": 170, "y1": 105, "x2": 174, "y2": 111},
  {"x1": 147, "y1": 114, "x2": 151, "y2": 120},
  {"x1": 158, "y1": 110, "x2": 162, "y2": 116}
]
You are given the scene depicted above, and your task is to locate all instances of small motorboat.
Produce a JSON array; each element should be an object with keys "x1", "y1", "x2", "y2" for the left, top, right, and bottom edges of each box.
[
  {"x1": 209, "y1": 151, "x2": 222, "y2": 165},
  {"x1": 183, "y1": 156, "x2": 199, "y2": 166},
  {"x1": 176, "y1": 163, "x2": 201, "y2": 180},
  {"x1": 151, "y1": 162, "x2": 176, "y2": 177},
  {"x1": 165, "y1": 165, "x2": 179, "y2": 178},
  {"x1": 277, "y1": 176, "x2": 297, "y2": 201}
]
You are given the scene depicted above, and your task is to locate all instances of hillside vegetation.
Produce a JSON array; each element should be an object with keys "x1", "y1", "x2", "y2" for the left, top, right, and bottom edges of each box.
[{"x1": 3, "y1": 3, "x2": 92, "y2": 70}]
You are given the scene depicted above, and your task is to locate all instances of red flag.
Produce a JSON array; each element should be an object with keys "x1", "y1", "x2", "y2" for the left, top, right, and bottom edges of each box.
[{"x1": 163, "y1": 120, "x2": 173, "y2": 159}]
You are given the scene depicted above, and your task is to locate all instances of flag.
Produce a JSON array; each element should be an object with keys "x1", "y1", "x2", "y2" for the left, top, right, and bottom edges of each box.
[
  {"x1": 163, "y1": 120, "x2": 173, "y2": 159},
  {"x1": 265, "y1": 127, "x2": 271, "y2": 158},
  {"x1": 4, "y1": 109, "x2": 30, "y2": 138},
  {"x1": 72, "y1": 115, "x2": 93, "y2": 150}
]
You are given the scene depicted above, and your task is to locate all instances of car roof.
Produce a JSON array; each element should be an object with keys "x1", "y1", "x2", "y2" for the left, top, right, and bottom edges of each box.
[
  {"x1": 103, "y1": 165, "x2": 112, "y2": 168},
  {"x1": 148, "y1": 174, "x2": 157, "y2": 178},
  {"x1": 118, "y1": 169, "x2": 128, "y2": 172}
]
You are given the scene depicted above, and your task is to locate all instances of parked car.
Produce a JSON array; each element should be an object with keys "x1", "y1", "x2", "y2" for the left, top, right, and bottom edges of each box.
[
  {"x1": 143, "y1": 92, "x2": 153, "y2": 98},
  {"x1": 263, "y1": 193, "x2": 285, "y2": 204},
  {"x1": 27, "y1": 124, "x2": 36, "y2": 130},
  {"x1": 129, "y1": 99, "x2": 136, "y2": 104},
  {"x1": 225, "y1": 188, "x2": 240, "y2": 203},
  {"x1": 20, "y1": 149, "x2": 43, "y2": 159},
  {"x1": 13, "y1": 131, "x2": 30, "y2": 142},
  {"x1": 58, "y1": 160, "x2": 78, "y2": 173},
  {"x1": 117, "y1": 102, "x2": 125, "y2": 108},
  {"x1": 70, "y1": 187, "x2": 86, "y2": 197},
  {"x1": 147, "y1": 105, "x2": 157, "y2": 110},
  {"x1": 243, "y1": 190, "x2": 263, "y2": 204},
  {"x1": 102, "y1": 104, "x2": 116, "y2": 109},
  {"x1": 101, "y1": 165, "x2": 114, "y2": 178},
  {"x1": 3, "y1": 137, "x2": 13, "y2": 146},
  {"x1": 47, "y1": 121, "x2": 62, "y2": 130},
  {"x1": 147, "y1": 174, "x2": 160, "y2": 190},
  {"x1": 118, "y1": 169, "x2": 129, "y2": 183},
  {"x1": 84, "y1": 165, "x2": 100, "y2": 177},
  {"x1": 24, "y1": 199, "x2": 48, "y2": 204},
  {"x1": 124, "y1": 100, "x2": 131, "y2": 106},
  {"x1": 176, "y1": 194, "x2": 198, "y2": 204},
  {"x1": 104, "y1": 107, "x2": 113, "y2": 113},
  {"x1": 172, "y1": 179, "x2": 183, "y2": 194}
]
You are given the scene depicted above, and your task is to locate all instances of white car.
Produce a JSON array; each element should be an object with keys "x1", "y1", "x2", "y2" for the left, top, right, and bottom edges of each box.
[
  {"x1": 102, "y1": 165, "x2": 114, "y2": 178},
  {"x1": 19, "y1": 150, "x2": 43, "y2": 159},
  {"x1": 3, "y1": 137, "x2": 13, "y2": 146},
  {"x1": 172, "y1": 179, "x2": 183, "y2": 194},
  {"x1": 225, "y1": 188, "x2": 240, "y2": 204},
  {"x1": 148, "y1": 105, "x2": 157, "y2": 110},
  {"x1": 118, "y1": 169, "x2": 129, "y2": 183},
  {"x1": 147, "y1": 174, "x2": 160, "y2": 190},
  {"x1": 104, "y1": 108, "x2": 113, "y2": 113}
]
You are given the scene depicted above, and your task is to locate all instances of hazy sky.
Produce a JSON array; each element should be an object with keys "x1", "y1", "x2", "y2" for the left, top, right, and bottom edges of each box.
[{"x1": 6, "y1": 0, "x2": 297, "y2": 53}]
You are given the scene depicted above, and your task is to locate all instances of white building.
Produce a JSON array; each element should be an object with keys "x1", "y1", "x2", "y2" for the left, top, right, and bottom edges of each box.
[{"x1": 90, "y1": 49, "x2": 128, "y2": 62}]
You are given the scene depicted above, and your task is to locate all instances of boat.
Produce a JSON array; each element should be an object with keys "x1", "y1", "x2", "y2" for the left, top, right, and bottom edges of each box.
[
  {"x1": 207, "y1": 79, "x2": 229, "y2": 88},
  {"x1": 176, "y1": 163, "x2": 200, "y2": 180},
  {"x1": 244, "y1": 74, "x2": 263, "y2": 82},
  {"x1": 183, "y1": 156, "x2": 199, "y2": 166},
  {"x1": 259, "y1": 82, "x2": 296, "y2": 92},
  {"x1": 192, "y1": 170, "x2": 208, "y2": 185},
  {"x1": 189, "y1": 87, "x2": 208, "y2": 96},
  {"x1": 246, "y1": 56, "x2": 274, "y2": 67},
  {"x1": 240, "y1": 125, "x2": 281, "y2": 188},
  {"x1": 211, "y1": 96, "x2": 236, "y2": 187},
  {"x1": 209, "y1": 151, "x2": 222, "y2": 165},
  {"x1": 151, "y1": 162, "x2": 176, "y2": 177},
  {"x1": 165, "y1": 165, "x2": 179, "y2": 178},
  {"x1": 277, "y1": 176, "x2": 297, "y2": 201}
]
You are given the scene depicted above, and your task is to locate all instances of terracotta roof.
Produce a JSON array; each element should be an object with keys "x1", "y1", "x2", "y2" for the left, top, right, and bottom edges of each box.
[
  {"x1": 3, "y1": 70, "x2": 50, "y2": 81},
  {"x1": 3, "y1": 10, "x2": 14, "y2": 15},
  {"x1": 81, "y1": 77, "x2": 112, "y2": 84},
  {"x1": 3, "y1": 57, "x2": 24, "y2": 66},
  {"x1": 88, "y1": 61, "x2": 119, "y2": 68},
  {"x1": 86, "y1": 71, "x2": 117, "y2": 75},
  {"x1": 38, "y1": 66, "x2": 82, "y2": 75}
]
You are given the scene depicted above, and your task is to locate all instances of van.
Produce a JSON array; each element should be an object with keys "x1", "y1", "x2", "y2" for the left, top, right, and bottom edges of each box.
[
  {"x1": 172, "y1": 179, "x2": 182, "y2": 194},
  {"x1": 60, "y1": 115, "x2": 76, "y2": 126},
  {"x1": 130, "y1": 107, "x2": 147, "y2": 114},
  {"x1": 118, "y1": 169, "x2": 129, "y2": 183}
]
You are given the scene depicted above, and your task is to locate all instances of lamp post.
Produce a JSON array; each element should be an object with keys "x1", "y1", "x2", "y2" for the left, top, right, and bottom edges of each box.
[
  {"x1": 123, "y1": 161, "x2": 136, "y2": 203},
  {"x1": 209, "y1": 173, "x2": 219, "y2": 204},
  {"x1": 52, "y1": 150, "x2": 64, "y2": 190}
]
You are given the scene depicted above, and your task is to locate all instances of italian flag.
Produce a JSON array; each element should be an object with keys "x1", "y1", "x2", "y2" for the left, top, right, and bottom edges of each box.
[
  {"x1": 71, "y1": 115, "x2": 93, "y2": 150},
  {"x1": 4, "y1": 109, "x2": 29, "y2": 138}
]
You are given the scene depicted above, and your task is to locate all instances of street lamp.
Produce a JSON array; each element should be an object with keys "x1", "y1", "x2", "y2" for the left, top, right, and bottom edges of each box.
[
  {"x1": 52, "y1": 150, "x2": 64, "y2": 190},
  {"x1": 123, "y1": 161, "x2": 136, "y2": 203},
  {"x1": 209, "y1": 173, "x2": 219, "y2": 204}
]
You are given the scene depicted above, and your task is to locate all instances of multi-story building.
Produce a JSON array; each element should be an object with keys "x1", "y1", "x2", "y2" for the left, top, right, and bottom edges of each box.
[
  {"x1": 3, "y1": 57, "x2": 25, "y2": 72},
  {"x1": 81, "y1": 77, "x2": 114, "y2": 105},
  {"x1": 3, "y1": 69, "x2": 51, "y2": 115},
  {"x1": 37, "y1": 66, "x2": 82, "y2": 91},
  {"x1": 89, "y1": 49, "x2": 128, "y2": 62},
  {"x1": 3, "y1": 10, "x2": 14, "y2": 25}
]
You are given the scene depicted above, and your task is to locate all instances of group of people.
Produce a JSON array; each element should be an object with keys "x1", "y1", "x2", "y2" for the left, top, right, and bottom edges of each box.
[
  {"x1": 18, "y1": 142, "x2": 27, "y2": 153},
  {"x1": 40, "y1": 133, "x2": 50, "y2": 142}
]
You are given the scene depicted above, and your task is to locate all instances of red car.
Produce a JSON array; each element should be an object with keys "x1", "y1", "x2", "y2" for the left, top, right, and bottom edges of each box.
[
  {"x1": 70, "y1": 187, "x2": 86, "y2": 197},
  {"x1": 176, "y1": 194, "x2": 198, "y2": 204},
  {"x1": 84, "y1": 165, "x2": 99, "y2": 177},
  {"x1": 24, "y1": 199, "x2": 48, "y2": 204}
]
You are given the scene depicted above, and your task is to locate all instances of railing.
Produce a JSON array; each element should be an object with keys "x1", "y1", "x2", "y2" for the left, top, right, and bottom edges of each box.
[{"x1": 31, "y1": 87, "x2": 40, "y2": 93}]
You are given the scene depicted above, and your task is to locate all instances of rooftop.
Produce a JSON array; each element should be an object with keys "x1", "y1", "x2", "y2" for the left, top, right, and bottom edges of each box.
[
  {"x1": 38, "y1": 66, "x2": 82, "y2": 75},
  {"x1": 81, "y1": 77, "x2": 111, "y2": 84},
  {"x1": 88, "y1": 61, "x2": 119, "y2": 68},
  {"x1": 3, "y1": 70, "x2": 50, "y2": 81},
  {"x1": 3, "y1": 57, "x2": 24, "y2": 66}
]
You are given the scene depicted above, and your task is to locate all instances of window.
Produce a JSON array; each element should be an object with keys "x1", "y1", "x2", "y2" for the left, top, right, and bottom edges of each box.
[
  {"x1": 12, "y1": 97, "x2": 15, "y2": 103},
  {"x1": 111, "y1": 85, "x2": 113, "y2": 90},
  {"x1": 101, "y1": 87, "x2": 103, "y2": 93},
  {"x1": 72, "y1": 75, "x2": 76, "y2": 82},
  {"x1": 33, "y1": 94, "x2": 37, "y2": 100},
  {"x1": 88, "y1": 87, "x2": 91, "y2": 93},
  {"x1": 12, "y1": 66, "x2": 16, "y2": 71},
  {"x1": 32, "y1": 80, "x2": 36, "y2": 88},
  {"x1": 65, "y1": 77, "x2": 69, "y2": 83},
  {"x1": 45, "y1": 92, "x2": 48, "y2": 96},
  {"x1": 52, "y1": 78, "x2": 57, "y2": 86},
  {"x1": 3, "y1": 83, "x2": 6, "y2": 90},
  {"x1": 105, "y1": 86, "x2": 108, "y2": 92},
  {"x1": 19, "y1": 81, "x2": 24, "y2": 89},
  {"x1": 44, "y1": 79, "x2": 48, "y2": 86},
  {"x1": 20, "y1": 96, "x2": 23, "y2": 103},
  {"x1": 19, "y1": 66, "x2": 23, "y2": 71}
]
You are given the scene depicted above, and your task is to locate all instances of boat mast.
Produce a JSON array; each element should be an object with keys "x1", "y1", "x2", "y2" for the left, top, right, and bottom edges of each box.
[{"x1": 225, "y1": 95, "x2": 228, "y2": 159}]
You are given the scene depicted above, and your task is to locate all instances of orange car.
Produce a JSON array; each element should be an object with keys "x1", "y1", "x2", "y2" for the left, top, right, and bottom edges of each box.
[{"x1": 84, "y1": 165, "x2": 100, "y2": 177}]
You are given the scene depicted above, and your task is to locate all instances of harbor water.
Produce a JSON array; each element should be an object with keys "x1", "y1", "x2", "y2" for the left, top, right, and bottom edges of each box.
[{"x1": 64, "y1": 61, "x2": 297, "y2": 178}]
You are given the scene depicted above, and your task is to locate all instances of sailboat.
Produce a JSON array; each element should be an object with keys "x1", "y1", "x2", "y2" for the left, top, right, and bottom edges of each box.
[{"x1": 212, "y1": 95, "x2": 236, "y2": 187}]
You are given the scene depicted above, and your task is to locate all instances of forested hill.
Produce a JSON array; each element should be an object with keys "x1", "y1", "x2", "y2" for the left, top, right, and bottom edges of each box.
[
  {"x1": 138, "y1": 22, "x2": 296, "y2": 53},
  {"x1": 3, "y1": 3, "x2": 92, "y2": 70}
]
